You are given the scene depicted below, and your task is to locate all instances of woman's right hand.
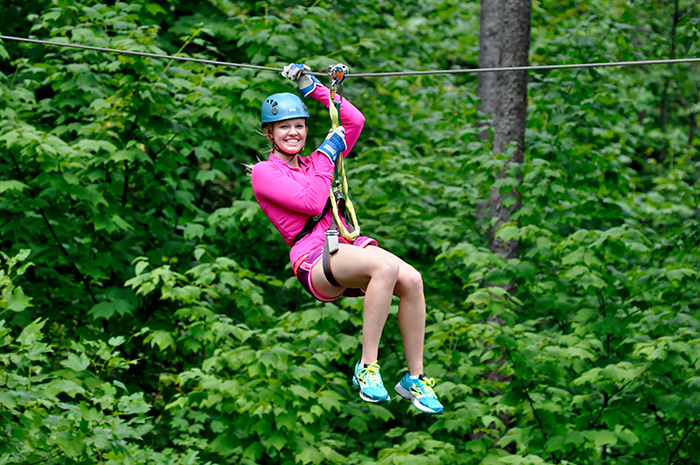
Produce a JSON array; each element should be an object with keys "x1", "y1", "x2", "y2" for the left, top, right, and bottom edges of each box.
[{"x1": 317, "y1": 126, "x2": 346, "y2": 163}]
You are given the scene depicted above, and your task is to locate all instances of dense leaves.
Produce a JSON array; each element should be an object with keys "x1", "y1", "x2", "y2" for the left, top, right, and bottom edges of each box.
[{"x1": 1, "y1": 0, "x2": 699, "y2": 464}]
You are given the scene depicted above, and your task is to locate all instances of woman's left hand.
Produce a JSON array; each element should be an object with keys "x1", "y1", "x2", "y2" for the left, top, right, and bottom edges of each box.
[{"x1": 282, "y1": 63, "x2": 321, "y2": 96}]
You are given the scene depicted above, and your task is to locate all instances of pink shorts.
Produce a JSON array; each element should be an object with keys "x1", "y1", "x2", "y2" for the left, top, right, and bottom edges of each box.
[{"x1": 294, "y1": 236, "x2": 377, "y2": 302}]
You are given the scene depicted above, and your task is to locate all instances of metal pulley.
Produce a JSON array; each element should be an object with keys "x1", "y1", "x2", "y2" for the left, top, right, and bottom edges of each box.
[{"x1": 327, "y1": 63, "x2": 349, "y2": 100}]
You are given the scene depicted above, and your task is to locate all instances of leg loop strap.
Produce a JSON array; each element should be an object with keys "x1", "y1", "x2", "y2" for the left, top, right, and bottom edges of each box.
[{"x1": 323, "y1": 230, "x2": 342, "y2": 287}]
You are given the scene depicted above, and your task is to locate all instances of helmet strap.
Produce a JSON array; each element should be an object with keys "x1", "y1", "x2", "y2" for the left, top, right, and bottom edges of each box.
[
  {"x1": 272, "y1": 142, "x2": 303, "y2": 158},
  {"x1": 267, "y1": 129, "x2": 304, "y2": 159}
]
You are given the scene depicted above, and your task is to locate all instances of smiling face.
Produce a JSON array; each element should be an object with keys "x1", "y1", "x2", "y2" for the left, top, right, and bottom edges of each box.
[{"x1": 270, "y1": 118, "x2": 307, "y2": 156}]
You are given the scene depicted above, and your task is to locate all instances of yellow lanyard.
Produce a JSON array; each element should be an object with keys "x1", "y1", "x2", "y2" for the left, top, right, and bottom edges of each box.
[{"x1": 327, "y1": 66, "x2": 360, "y2": 241}]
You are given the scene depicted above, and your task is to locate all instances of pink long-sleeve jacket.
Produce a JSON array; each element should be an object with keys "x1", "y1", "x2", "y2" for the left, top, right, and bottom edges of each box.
[{"x1": 251, "y1": 84, "x2": 366, "y2": 270}]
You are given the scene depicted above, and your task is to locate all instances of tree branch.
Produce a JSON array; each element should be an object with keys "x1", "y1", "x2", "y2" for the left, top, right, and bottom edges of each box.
[
  {"x1": 8, "y1": 151, "x2": 96, "y2": 304},
  {"x1": 503, "y1": 347, "x2": 549, "y2": 443},
  {"x1": 649, "y1": 403, "x2": 672, "y2": 456},
  {"x1": 669, "y1": 417, "x2": 700, "y2": 464}
]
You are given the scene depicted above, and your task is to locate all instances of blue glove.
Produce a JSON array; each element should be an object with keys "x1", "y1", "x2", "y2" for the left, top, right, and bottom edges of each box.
[
  {"x1": 317, "y1": 126, "x2": 346, "y2": 163},
  {"x1": 282, "y1": 63, "x2": 322, "y2": 97}
]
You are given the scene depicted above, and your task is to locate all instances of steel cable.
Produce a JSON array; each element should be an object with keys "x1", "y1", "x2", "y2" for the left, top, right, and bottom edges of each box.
[{"x1": 1, "y1": 34, "x2": 699, "y2": 78}]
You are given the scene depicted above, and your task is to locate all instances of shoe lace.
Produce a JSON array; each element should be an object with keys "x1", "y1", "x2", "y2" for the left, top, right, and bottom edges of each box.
[
  {"x1": 358, "y1": 362, "x2": 383, "y2": 388},
  {"x1": 411, "y1": 377, "x2": 438, "y2": 399}
]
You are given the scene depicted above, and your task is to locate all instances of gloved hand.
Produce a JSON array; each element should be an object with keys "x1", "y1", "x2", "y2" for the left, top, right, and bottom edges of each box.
[
  {"x1": 282, "y1": 63, "x2": 321, "y2": 97},
  {"x1": 317, "y1": 126, "x2": 346, "y2": 164}
]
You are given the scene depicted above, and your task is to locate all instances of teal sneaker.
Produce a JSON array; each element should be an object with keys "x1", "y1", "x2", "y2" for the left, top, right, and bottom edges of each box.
[
  {"x1": 352, "y1": 361, "x2": 390, "y2": 403},
  {"x1": 394, "y1": 374, "x2": 444, "y2": 414}
]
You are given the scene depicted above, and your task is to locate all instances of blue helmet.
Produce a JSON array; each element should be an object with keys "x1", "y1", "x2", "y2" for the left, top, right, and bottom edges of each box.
[{"x1": 261, "y1": 93, "x2": 309, "y2": 126}]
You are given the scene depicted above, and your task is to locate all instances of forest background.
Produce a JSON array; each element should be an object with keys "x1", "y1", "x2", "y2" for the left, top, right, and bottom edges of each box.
[{"x1": 1, "y1": 0, "x2": 699, "y2": 464}]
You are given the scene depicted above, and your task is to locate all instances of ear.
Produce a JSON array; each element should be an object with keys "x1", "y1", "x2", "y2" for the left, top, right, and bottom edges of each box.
[{"x1": 265, "y1": 123, "x2": 275, "y2": 141}]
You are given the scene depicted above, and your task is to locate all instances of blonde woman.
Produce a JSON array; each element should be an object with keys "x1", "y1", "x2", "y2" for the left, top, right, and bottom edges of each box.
[{"x1": 250, "y1": 63, "x2": 443, "y2": 414}]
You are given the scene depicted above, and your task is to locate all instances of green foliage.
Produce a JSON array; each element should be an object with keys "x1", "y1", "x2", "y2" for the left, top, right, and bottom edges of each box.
[
  {"x1": 0, "y1": 250, "x2": 190, "y2": 464},
  {"x1": 1, "y1": 0, "x2": 699, "y2": 464}
]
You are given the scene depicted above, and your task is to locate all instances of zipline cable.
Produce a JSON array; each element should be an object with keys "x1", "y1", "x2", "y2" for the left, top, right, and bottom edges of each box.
[
  {"x1": 0, "y1": 35, "x2": 283, "y2": 73},
  {"x1": 1, "y1": 34, "x2": 700, "y2": 77},
  {"x1": 348, "y1": 57, "x2": 700, "y2": 77}
]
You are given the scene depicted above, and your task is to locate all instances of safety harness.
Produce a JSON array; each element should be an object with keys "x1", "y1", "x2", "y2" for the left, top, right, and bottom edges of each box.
[{"x1": 292, "y1": 64, "x2": 361, "y2": 287}]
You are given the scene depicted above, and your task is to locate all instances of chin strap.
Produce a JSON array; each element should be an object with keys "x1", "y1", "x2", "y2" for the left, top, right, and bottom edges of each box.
[
  {"x1": 270, "y1": 134, "x2": 305, "y2": 159},
  {"x1": 273, "y1": 143, "x2": 301, "y2": 158}
]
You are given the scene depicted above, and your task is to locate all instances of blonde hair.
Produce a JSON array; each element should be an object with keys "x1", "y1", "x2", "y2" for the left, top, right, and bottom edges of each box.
[{"x1": 244, "y1": 123, "x2": 275, "y2": 176}]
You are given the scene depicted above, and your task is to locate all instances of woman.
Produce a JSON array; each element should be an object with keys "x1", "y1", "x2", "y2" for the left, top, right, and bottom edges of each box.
[{"x1": 251, "y1": 63, "x2": 443, "y2": 414}]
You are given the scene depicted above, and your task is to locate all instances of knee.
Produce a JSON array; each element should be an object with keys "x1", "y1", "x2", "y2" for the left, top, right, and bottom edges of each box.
[
  {"x1": 373, "y1": 257, "x2": 400, "y2": 284},
  {"x1": 406, "y1": 267, "x2": 424, "y2": 290},
  {"x1": 398, "y1": 266, "x2": 424, "y2": 297}
]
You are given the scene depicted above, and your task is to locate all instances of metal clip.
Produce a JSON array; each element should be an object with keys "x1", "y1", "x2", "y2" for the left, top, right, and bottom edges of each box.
[
  {"x1": 327, "y1": 63, "x2": 349, "y2": 98},
  {"x1": 325, "y1": 229, "x2": 339, "y2": 254}
]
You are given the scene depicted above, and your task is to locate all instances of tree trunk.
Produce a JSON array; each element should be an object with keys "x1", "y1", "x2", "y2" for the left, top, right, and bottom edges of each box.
[
  {"x1": 476, "y1": 0, "x2": 503, "y2": 233},
  {"x1": 660, "y1": 0, "x2": 680, "y2": 135},
  {"x1": 475, "y1": 0, "x2": 531, "y2": 452},
  {"x1": 478, "y1": 0, "x2": 501, "y2": 127},
  {"x1": 690, "y1": 110, "x2": 697, "y2": 145},
  {"x1": 488, "y1": 0, "x2": 531, "y2": 270}
]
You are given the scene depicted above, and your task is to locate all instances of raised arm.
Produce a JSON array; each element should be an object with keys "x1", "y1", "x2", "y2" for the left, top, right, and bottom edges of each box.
[
  {"x1": 251, "y1": 159, "x2": 332, "y2": 215},
  {"x1": 251, "y1": 126, "x2": 347, "y2": 214},
  {"x1": 306, "y1": 84, "x2": 365, "y2": 157},
  {"x1": 282, "y1": 62, "x2": 366, "y2": 157}
]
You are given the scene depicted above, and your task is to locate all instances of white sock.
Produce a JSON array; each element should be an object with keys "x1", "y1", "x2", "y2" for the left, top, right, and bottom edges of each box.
[{"x1": 409, "y1": 374, "x2": 421, "y2": 380}]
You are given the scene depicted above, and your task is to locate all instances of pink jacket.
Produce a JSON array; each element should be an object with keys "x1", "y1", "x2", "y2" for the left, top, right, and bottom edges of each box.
[{"x1": 251, "y1": 84, "x2": 366, "y2": 269}]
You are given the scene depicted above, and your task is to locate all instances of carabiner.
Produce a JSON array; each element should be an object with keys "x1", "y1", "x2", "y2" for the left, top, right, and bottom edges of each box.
[{"x1": 327, "y1": 63, "x2": 348, "y2": 100}]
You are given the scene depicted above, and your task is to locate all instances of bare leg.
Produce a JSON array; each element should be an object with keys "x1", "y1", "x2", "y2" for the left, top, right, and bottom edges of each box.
[
  {"x1": 310, "y1": 244, "x2": 427, "y2": 375},
  {"x1": 311, "y1": 244, "x2": 398, "y2": 365},
  {"x1": 366, "y1": 247, "x2": 426, "y2": 376}
]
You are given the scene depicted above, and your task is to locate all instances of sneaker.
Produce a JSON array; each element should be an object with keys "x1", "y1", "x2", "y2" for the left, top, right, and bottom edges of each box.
[
  {"x1": 352, "y1": 361, "x2": 390, "y2": 403},
  {"x1": 394, "y1": 374, "x2": 444, "y2": 414}
]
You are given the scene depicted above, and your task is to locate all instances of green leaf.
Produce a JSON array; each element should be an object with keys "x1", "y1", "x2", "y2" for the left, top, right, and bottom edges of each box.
[
  {"x1": 0, "y1": 392, "x2": 17, "y2": 409},
  {"x1": 289, "y1": 385, "x2": 314, "y2": 399},
  {"x1": 195, "y1": 169, "x2": 224, "y2": 184},
  {"x1": 47, "y1": 379, "x2": 86, "y2": 398},
  {"x1": 666, "y1": 268, "x2": 698, "y2": 286},
  {"x1": 583, "y1": 430, "x2": 618, "y2": 447},
  {"x1": 145, "y1": 2, "x2": 167, "y2": 15},
  {"x1": 348, "y1": 416, "x2": 367, "y2": 433},
  {"x1": 117, "y1": 392, "x2": 151, "y2": 415},
  {"x1": 108, "y1": 336, "x2": 126, "y2": 346},
  {"x1": 184, "y1": 223, "x2": 205, "y2": 240},
  {"x1": 482, "y1": 414, "x2": 505, "y2": 431},
  {"x1": 6, "y1": 286, "x2": 32, "y2": 312},
  {"x1": 0, "y1": 180, "x2": 29, "y2": 193},
  {"x1": 261, "y1": 432, "x2": 287, "y2": 452},
  {"x1": 297, "y1": 446, "x2": 324, "y2": 464},
  {"x1": 194, "y1": 146, "x2": 214, "y2": 161},
  {"x1": 111, "y1": 214, "x2": 134, "y2": 231},
  {"x1": 369, "y1": 405, "x2": 394, "y2": 422},
  {"x1": 61, "y1": 352, "x2": 91, "y2": 372},
  {"x1": 317, "y1": 390, "x2": 342, "y2": 412},
  {"x1": 145, "y1": 330, "x2": 175, "y2": 351},
  {"x1": 496, "y1": 225, "x2": 521, "y2": 242},
  {"x1": 337, "y1": 333, "x2": 359, "y2": 352},
  {"x1": 88, "y1": 299, "x2": 134, "y2": 319},
  {"x1": 17, "y1": 318, "x2": 46, "y2": 346}
]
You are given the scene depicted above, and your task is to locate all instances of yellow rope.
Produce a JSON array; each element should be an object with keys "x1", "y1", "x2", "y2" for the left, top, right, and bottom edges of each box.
[{"x1": 328, "y1": 89, "x2": 360, "y2": 241}]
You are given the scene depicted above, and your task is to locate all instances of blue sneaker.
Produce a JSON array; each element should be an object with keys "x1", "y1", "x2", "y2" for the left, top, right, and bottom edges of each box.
[
  {"x1": 394, "y1": 374, "x2": 444, "y2": 414},
  {"x1": 352, "y1": 361, "x2": 390, "y2": 403}
]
